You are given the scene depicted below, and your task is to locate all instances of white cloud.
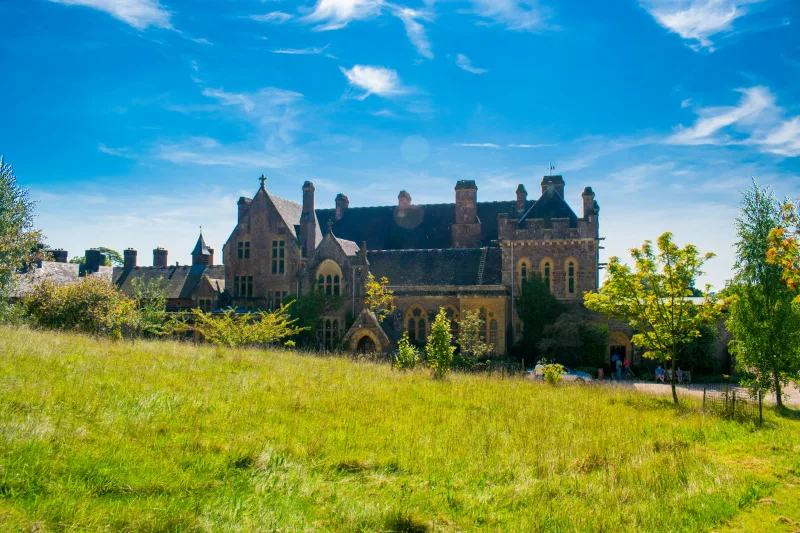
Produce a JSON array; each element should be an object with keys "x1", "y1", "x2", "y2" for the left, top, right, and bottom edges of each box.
[
  {"x1": 681, "y1": 98, "x2": 692, "y2": 108},
  {"x1": 48, "y1": 0, "x2": 171, "y2": 30},
  {"x1": 667, "y1": 86, "x2": 800, "y2": 156},
  {"x1": 249, "y1": 11, "x2": 294, "y2": 23},
  {"x1": 612, "y1": 162, "x2": 675, "y2": 193},
  {"x1": 640, "y1": 0, "x2": 764, "y2": 51},
  {"x1": 454, "y1": 142, "x2": 501, "y2": 148},
  {"x1": 340, "y1": 65, "x2": 406, "y2": 99},
  {"x1": 508, "y1": 143, "x2": 552, "y2": 148},
  {"x1": 463, "y1": 0, "x2": 549, "y2": 31},
  {"x1": 97, "y1": 143, "x2": 135, "y2": 158},
  {"x1": 455, "y1": 53, "x2": 488, "y2": 74},
  {"x1": 393, "y1": 7, "x2": 433, "y2": 59},
  {"x1": 305, "y1": 0, "x2": 383, "y2": 30},
  {"x1": 271, "y1": 45, "x2": 329, "y2": 55},
  {"x1": 156, "y1": 139, "x2": 294, "y2": 168}
]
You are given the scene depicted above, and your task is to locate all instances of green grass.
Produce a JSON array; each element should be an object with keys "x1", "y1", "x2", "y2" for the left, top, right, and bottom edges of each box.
[{"x1": 0, "y1": 327, "x2": 798, "y2": 532}]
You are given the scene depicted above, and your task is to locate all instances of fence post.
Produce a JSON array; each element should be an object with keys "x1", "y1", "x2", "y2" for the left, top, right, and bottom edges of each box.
[
  {"x1": 731, "y1": 389, "x2": 736, "y2": 420},
  {"x1": 703, "y1": 386, "x2": 706, "y2": 411},
  {"x1": 758, "y1": 390, "x2": 763, "y2": 426}
]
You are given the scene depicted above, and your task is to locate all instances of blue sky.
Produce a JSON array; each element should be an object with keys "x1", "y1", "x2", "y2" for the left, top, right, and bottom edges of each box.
[{"x1": 1, "y1": 0, "x2": 798, "y2": 288}]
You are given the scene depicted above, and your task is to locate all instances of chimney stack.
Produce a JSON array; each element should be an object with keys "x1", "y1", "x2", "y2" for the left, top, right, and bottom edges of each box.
[
  {"x1": 123, "y1": 248, "x2": 137, "y2": 270},
  {"x1": 52, "y1": 249, "x2": 68, "y2": 263},
  {"x1": 83, "y1": 248, "x2": 106, "y2": 275},
  {"x1": 335, "y1": 193, "x2": 350, "y2": 220},
  {"x1": 516, "y1": 184, "x2": 527, "y2": 215},
  {"x1": 541, "y1": 175, "x2": 565, "y2": 197},
  {"x1": 398, "y1": 190, "x2": 412, "y2": 209},
  {"x1": 300, "y1": 181, "x2": 316, "y2": 258},
  {"x1": 237, "y1": 197, "x2": 251, "y2": 224},
  {"x1": 153, "y1": 247, "x2": 168, "y2": 267},
  {"x1": 208, "y1": 247, "x2": 214, "y2": 266}
]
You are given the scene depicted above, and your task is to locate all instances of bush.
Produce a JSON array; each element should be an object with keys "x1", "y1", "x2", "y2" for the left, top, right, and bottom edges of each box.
[
  {"x1": 393, "y1": 332, "x2": 420, "y2": 370},
  {"x1": 543, "y1": 362, "x2": 565, "y2": 385},
  {"x1": 186, "y1": 304, "x2": 306, "y2": 348},
  {"x1": 24, "y1": 276, "x2": 137, "y2": 337},
  {"x1": 426, "y1": 308, "x2": 455, "y2": 378}
]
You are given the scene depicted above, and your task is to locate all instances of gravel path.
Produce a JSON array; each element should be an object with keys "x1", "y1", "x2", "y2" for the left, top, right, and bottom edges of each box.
[{"x1": 597, "y1": 380, "x2": 800, "y2": 407}]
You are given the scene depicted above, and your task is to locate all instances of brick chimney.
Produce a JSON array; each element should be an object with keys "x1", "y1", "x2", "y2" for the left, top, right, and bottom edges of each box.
[
  {"x1": 83, "y1": 248, "x2": 106, "y2": 274},
  {"x1": 300, "y1": 181, "x2": 316, "y2": 258},
  {"x1": 237, "y1": 197, "x2": 251, "y2": 224},
  {"x1": 153, "y1": 247, "x2": 168, "y2": 267},
  {"x1": 123, "y1": 248, "x2": 137, "y2": 270},
  {"x1": 451, "y1": 180, "x2": 481, "y2": 248},
  {"x1": 52, "y1": 249, "x2": 68, "y2": 263},
  {"x1": 541, "y1": 175, "x2": 565, "y2": 197},
  {"x1": 398, "y1": 190, "x2": 411, "y2": 208},
  {"x1": 516, "y1": 184, "x2": 527, "y2": 215},
  {"x1": 582, "y1": 187, "x2": 597, "y2": 218},
  {"x1": 208, "y1": 247, "x2": 214, "y2": 266},
  {"x1": 335, "y1": 193, "x2": 349, "y2": 220}
]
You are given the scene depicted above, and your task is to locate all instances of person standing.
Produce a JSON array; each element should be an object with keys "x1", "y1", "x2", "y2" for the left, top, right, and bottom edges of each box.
[
  {"x1": 624, "y1": 358, "x2": 630, "y2": 379},
  {"x1": 616, "y1": 357, "x2": 622, "y2": 380}
]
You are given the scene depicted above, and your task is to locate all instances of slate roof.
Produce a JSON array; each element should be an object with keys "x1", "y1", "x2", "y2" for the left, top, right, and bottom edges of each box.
[
  {"x1": 366, "y1": 247, "x2": 502, "y2": 286},
  {"x1": 316, "y1": 201, "x2": 531, "y2": 251},
  {"x1": 519, "y1": 187, "x2": 578, "y2": 227},
  {"x1": 10, "y1": 263, "x2": 114, "y2": 298},
  {"x1": 191, "y1": 233, "x2": 211, "y2": 256},
  {"x1": 335, "y1": 236, "x2": 360, "y2": 256},
  {"x1": 270, "y1": 193, "x2": 323, "y2": 246},
  {"x1": 113, "y1": 264, "x2": 225, "y2": 300}
]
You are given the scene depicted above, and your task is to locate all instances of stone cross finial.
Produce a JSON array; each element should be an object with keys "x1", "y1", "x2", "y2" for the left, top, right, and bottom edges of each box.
[
  {"x1": 259, "y1": 174, "x2": 267, "y2": 187},
  {"x1": 327, "y1": 218, "x2": 333, "y2": 234}
]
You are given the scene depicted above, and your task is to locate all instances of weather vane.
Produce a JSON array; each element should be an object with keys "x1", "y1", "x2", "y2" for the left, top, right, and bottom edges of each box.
[{"x1": 548, "y1": 162, "x2": 555, "y2": 176}]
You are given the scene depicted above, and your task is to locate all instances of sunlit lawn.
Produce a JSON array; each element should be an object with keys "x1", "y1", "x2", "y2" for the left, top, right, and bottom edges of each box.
[{"x1": 0, "y1": 326, "x2": 798, "y2": 532}]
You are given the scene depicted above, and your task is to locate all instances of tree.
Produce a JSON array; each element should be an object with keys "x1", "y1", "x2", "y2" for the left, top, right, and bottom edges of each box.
[
  {"x1": 584, "y1": 232, "x2": 721, "y2": 404},
  {"x1": 130, "y1": 276, "x2": 171, "y2": 337},
  {"x1": 768, "y1": 199, "x2": 800, "y2": 302},
  {"x1": 456, "y1": 309, "x2": 492, "y2": 365},
  {"x1": 67, "y1": 247, "x2": 122, "y2": 267},
  {"x1": 425, "y1": 308, "x2": 455, "y2": 378},
  {"x1": 516, "y1": 275, "x2": 563, "y2": 351},
  {"x1": 394, "y1": 331, "x2": 420, "y2": 370},
  {"x1": 537, "y1": 311, "x2": 608, "y2": 368},
  {"x1": 188, "y1": 304, "x2": 306, "y2": 348},
  {"x1": 285, "y1": 292, "x2": 342, "y2": 347},
  {"x1": 364, "y1": 273, "x2": 395, "y2": 321},
  {"x1": 0, "y1": 156, "x2": 42, "y2": 298},
  {"x1": 730, "y1": 182, "x2": 800, "y2": 409}
]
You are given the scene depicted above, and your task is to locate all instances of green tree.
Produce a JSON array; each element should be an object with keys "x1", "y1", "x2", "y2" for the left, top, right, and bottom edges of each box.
[
  {"x1": 768, "y1": 199, "x2": 800, "y2": 302},
  {"x1": 729, "y1": 182, "x2": 800, "y2": 409},
  {"x1": 680, "y1": 323, "x2": 719, "y2": 374},
  {"x1": 364, "y1": 273, "x2": 395, "y2": 321},
  {"x1": 0, "y1": 156, "x2": 42, "y2": 298},
  {"x1": 425, "y1": 307, "x2": 455, "y2": 378},
  {"x1": 584, "y1": 232, "x2": 721, "y2": 404},
  {"x1": 456, "y1": 309, "x2": 492, "y2": 365},
  {"x1": 188, "y1": 303, "x2": 306, "y2": 348},
  {"x1": 285, "y1": 292, "x2": 342, "y2": 347},
  {"x1": 516, "y1": 276, "x2": 563, "y2": 351},
  {"x1": 130, "y1": 276, "x2": 171, "y2": 337},
  {"x1": 68, "y1": 247, "x2": 122, "y2": 267},
  {"x1": 394, "y1": 331, "x2": 420, "y2": 370},
  {"x1": 537, "y1": 311, "x2": 609, "y2": 368}
]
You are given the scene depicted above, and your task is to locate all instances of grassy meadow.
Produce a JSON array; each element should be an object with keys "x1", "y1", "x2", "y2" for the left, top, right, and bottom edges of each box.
[{"x1": 1, "y1": 327, "x2": 799, "y2": 532}]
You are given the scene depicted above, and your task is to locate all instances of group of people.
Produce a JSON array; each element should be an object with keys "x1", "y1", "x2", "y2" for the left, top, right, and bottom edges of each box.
[
  {"x1": 655, "y1": 364, "x2": 686, "y2": 383},
  {"x1": 610, "y1": 352, "x2": 631, "y2": 379}
]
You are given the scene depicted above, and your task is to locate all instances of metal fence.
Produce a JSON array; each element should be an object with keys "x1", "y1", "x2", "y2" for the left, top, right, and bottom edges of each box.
[{"x1": 702, "y1": 384, "x2": 763, "y2": 425}]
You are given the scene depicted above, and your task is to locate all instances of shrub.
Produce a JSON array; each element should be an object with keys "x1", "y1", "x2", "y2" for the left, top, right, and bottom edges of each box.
[
  {"x1": 425, "y1": 308, "x2": 455, "y2": 378},
  {"x1": 456, "y1": 309, "x2": 492, "y2": 365},
  {"x1": 394, "y1": 332, "x2": 420, "y2": 370},
  {"x1": 543, "y1": 362, "x2": 565, "y2": 385},
  {"x1": 187, "y1": 304, "x2": 306, "y2": 348}
]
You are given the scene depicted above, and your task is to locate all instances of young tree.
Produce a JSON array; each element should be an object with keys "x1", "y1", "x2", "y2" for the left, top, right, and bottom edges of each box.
[
  {"x1": 768, "y1": 200, "x2": 800, "y2": 302},
  {"x1": 130, "y1": 276, "x2": 171, "y2": 337},
  {"x1": 584, "y1": 232, "x2": 721, "y2": 404},
  {"x1": 456, "y1": 309, "x2": 492, "y2": 364},
  {"x1": 426, "y1": 308, "x2": 455, "y2": 378},
  {"x1": 730, "y1": 182, "x2": 800, "y2": 409},
  {"x1": 516, "y1": 275, "x2": 563, "y2": 350},
  {"x1": 364, "y1": 273, "x2": 395, "y2": 321},
  {"x1": 394, "y1": 331, "x2": 420, "y2": 370},
  {"x1": 0, "y1": 156, "x2": 42, "y2": 297}
]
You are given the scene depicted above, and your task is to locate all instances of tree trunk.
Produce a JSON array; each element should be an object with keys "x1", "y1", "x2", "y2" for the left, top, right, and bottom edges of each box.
[
  {"x1": 670, "y1": 355, "x2": 678, "y2": 405},
  {"x1": 773, "y1": 371, "x2": 783, "y2": 410}
]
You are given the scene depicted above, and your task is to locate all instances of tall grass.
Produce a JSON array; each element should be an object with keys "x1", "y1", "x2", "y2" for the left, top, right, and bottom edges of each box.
[{"x1": 0, "y1": 327, "x2": 797, "y2": 532}]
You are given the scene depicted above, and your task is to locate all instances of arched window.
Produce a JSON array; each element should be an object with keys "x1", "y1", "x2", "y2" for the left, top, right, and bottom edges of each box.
[
  {"x1": 479, "y1": 308, "x2": 488, "y2": 343},
  {"x1": 541, "y1": 258, "x2": 553, "y2": 291},
  {"x1": 489, "y1": 319, "x2": 498, "y2": 349},
  {"x1": 326, "y1": 275, "x2": 333, "y2": 295},
  {"x1": 407, "y1": 307, "x2": 426, "y2": 343},
  {"x1": 316, "y1": 260, "x2": 344, "y2": 297},
  {"x1": 521, "y1": 262, "x2": 528, "y2": 282},
  {"x1": 567, "y1": 260, "x2": 576, "y2": 296},
  {"x1": 318, "y1": 275, "x2": 325, "y2": 294},
  {"x1": 317, "y1": 320, "x2": 324, "y2": 344},
  {"x1": 445, "y1": 306, "x2": 459, "y2": 339},
  {"x1": 332, "y1": 319, "x2": 339, "y2": 345},
  {"x1": 333, "y1": 275, "x2": 340, "y2": 296},
  {"x1": 325, "y1": 319, "x2": 332, "y2": 348}
]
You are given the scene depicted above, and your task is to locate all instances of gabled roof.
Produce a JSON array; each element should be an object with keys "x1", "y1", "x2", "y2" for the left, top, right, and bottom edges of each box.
[
  {"x1": 10, "y1": 262, "x2": 114, "y2": 298},
  {"x1": 335, "y1": 236, "x2": 360, "y2": 256},
  {"x1": 267, "y1": 192, "x2": 323, "y2": 247},
  {"x1": 191, "y1": 233, "x2": 211, "y2": 256},
  {"x1": 366, "y1": 247, "x2": 502, "y2": 286},
  {"x1": 520, "y1": 187, "x2": 578, "y2": 227},
  {"x1": 316, "y1": 200, "x2": 532, "y2": 251},
  {"x1": 113, "y1": 265, "x2": 225, "y2": 301}
]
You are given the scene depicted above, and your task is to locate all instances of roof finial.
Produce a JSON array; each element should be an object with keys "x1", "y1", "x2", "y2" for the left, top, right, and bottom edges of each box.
[
  {"x1": 548, "y1": 162, "x2": 555, "y2": 177},
  {"x1": 327, "y1": 218, "x2": 333, "y2": 235},
  {"x1": 199, "y1": 225, "x2": 202, "y2": 235},
  {"x1": 259, "y1": 174, "x2": 267, "y2": 188}
]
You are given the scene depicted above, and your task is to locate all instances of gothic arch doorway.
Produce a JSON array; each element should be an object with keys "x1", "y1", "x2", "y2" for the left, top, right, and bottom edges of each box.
[{"x1": 357, "y1": 335, "x2": 376, "y2": 353}]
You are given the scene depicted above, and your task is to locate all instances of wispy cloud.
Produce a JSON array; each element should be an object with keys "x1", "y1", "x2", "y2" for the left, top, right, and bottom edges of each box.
[
  {"x1": 48, "y1": 0, "x2": 172, "y2": 30},
  {"x1": 681, "y1": 98, "x2": 693, "y2": 108},
  {"x1": 454, "y1": 142, "x2": 501, "y2": 148},
  {"x1": 249, "y1": 11, "x2": 294, "y2": 23},
  {"x1": 305, "y1": 0, "x2": 383, "y2": 30},
  {"x1": 455, "y1": 53, "x2": 487, "y2": 74},
  {"x1": 639, "y1": 0, "x2": 765, "y2": 51},
  {"x1": 666, "y1": 86, "x2": 800, "y2": 156},
  {"x1": 612, "y1": 162, "x2": 675, "y2": 192},
  {"x1": 462, "y1": 0, "x2": 551, "y2": 31},
  {"x1": 270, "y1": 44, "x2": 329, "y2": 55},
  {"x1": 340, "y1": 65, "x2": 406, "y2": 100},
  {"x1": 97, "y1": 143, "x2": 135, "y2": 159},
  {"x1": 393, "y1": 7, "x2": 433, "y2": 59},
  {"x1": 508, "y1": 143, "x2": 553, "y2": 148},
  {"x1": 156, "y1": 139, "x2": 295, "y2": 168}
]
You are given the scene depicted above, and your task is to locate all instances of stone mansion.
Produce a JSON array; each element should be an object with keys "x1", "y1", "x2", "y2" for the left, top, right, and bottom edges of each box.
[{"x1": 109, "y1": 173, "x2": 601, "y2": 354}]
